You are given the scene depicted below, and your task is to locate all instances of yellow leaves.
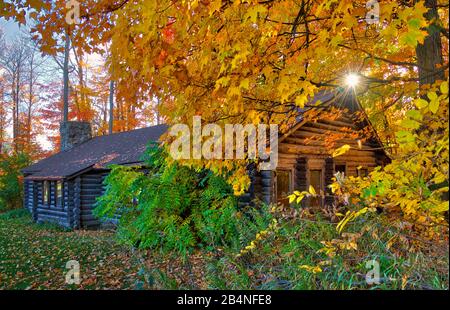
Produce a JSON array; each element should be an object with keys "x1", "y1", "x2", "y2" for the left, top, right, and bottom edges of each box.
[
  {"x1": 412, "y1": 84, "x2": 447, "y2": 117},
  {"x1": 328, "y1": 182, "x2": 340, "y2": 194},
  {"x1": 288, "y1": 186, "x2": 317, "y2": 204},
  {"x1": 289, "y1": 191, "x2": 305, "y2": 204},
  {"x1": 299, "y1": 265, "x2": 322, "y2": 274},
  {"x1": 214, "y1": 76, "x2": 231, "y2": 91},
  {"x1": 277, "y1": 76, "x2": 294, "y2": 103},
  {"x1": 230, "y1": 172, "x2": 250, "y2": 196},
  {"x1": 414, "y1": 98, "x2": 428, "y2": 109},
  {"x1": 294, "y1": 94, "x2": 308, "y2": 108},
  {"x1": 399, "y1": 25, "x2": 427, "y2": 48},
  {"x1": 332, "y1": 144, "x2": 351, "y2": 158},
  {"x1": 318, "y1": 241, "x2": 337, "y2": 258},
  {"x1": 398, "y1": 1, "x2": 429, "y2": 48},
  {"x1": 401, "y1": 118, "x2": 421, "y2": 130},
  {"x1": 228, "y1": 44, "x2": 252, "y2": 71},
  {"x1": 243, "y1": 4, "x2": 267, "y2": 23},
  {"x1": 288, "y1": 192, "x2": 299, "y2": 204},
  {"x1": 227, "y1": 86, "x2": 241, "y2": 100},
  {"x1": 239, "y1": 78, "x2": 250, "y2": 90},
  {"x1": 336, "y1": 208, "x2": 369, "y2": 233},
  {"x1": 427, "y1": 92, "x2": 439, "y2": 114},
  {"x1": 208, "y1": 0, "x2": 222, "y2": 16},
  {"x1": 278, "y1": 78, "x2": 315, "y2": 105},
  {"x1": 434, "y1": 201, "x2": 449, "y2": 213},
  {"x1": 440, "y1": 81, "x2": 449, "y2": 95},
  {"x1": 236, "y1": 219, "x2": 278, "y2": 258},
  {"x1": 330, "y1": 34, "x2": 344, "y2": 48}
]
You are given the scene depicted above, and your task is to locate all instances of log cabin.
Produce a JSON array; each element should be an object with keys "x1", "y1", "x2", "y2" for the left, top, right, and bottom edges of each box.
[{"x1": 22, "y1": 90, "x2": 389, "y2": 229}]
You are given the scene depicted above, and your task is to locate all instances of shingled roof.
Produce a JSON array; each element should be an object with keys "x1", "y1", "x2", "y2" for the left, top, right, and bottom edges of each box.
[
  {"x1": 22, "y1": 89, "x2": 386, "y2": 180},
  {"x1": 23, "y1": 124, "x2": 169, "y2": 180}
]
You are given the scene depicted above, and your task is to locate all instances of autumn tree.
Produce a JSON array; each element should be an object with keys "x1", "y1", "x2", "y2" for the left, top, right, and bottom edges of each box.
[
  {"x1": 1, "y1": 0, "x2": 448, "y2": 191},
  {"x1": 0, "y1": 34, "x2": 29, "y2": 152}
]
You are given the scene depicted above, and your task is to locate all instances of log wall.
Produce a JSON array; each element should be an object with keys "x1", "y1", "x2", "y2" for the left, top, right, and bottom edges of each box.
[
  {"x1": 32, "y1": 181, "x2": 71, "y2": 228},
  {"x1": 79, "y1": 171, "x2": 109, "y2": 229},
  {"x1": 252, "y1": 117, "x2": 387, "y2": 207}
]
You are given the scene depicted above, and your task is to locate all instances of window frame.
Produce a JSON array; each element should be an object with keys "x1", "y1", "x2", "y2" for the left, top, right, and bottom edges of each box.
[
  {"x1": 43, "y1": 181, "x2": 50, "y2": 205},
  {"x1": 334, "y1": 163, "x2": 347, "y2": 176},
  {"x1": 275, "y1": 169, "x2": 294, "y2": 205},
  {"x1": 56, "y1": 181, "x2": 63, "y2": 207}
]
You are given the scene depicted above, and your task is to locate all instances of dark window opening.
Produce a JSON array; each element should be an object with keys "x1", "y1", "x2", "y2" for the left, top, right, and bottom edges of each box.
[
  {"x1": 276, "y1": 170, "x2": 292, "y2": 207},
  {"x1": 335, "y1": 164, "x2": 346, "y2": 175}
]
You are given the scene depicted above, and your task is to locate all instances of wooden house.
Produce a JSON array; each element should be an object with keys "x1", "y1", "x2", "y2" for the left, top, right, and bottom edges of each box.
[
  {"x1": 247, "y1": 91, "x2": 390, "y2": 207},
  {"x1": 22, "y1": 91, "x2": 389, "y2": 229},
  {"x1": 22, "y1": 123, "x2": 168, "y2": 229}
]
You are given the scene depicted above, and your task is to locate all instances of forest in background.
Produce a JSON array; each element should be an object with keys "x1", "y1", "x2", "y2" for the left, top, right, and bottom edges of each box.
[{"x1": 0, "y1": 24, "x2": 160, "y2": 210}]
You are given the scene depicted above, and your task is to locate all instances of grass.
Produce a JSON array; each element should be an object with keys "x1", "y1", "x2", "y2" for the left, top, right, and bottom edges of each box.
[
  {"x1": 0, "y1": 209, "x2": 148, "y2": 289},
  {"x1": 0, "y1": 209, "x2": 210, "y2": 290},
  {"x1": 203, "y1": 213, "x2": 449, "y2": 290},
  {"x1": 0, "y1": 209, "x2": 448, "y2": 290}
]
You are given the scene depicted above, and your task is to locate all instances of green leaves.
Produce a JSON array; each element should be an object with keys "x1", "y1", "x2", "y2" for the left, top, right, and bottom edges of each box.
[
  {"x1": 95, "y1": 145, "x2": 242, "y2": 257},
  {"x1": 0, "y1": 153, "x2": 31, "y2": 211},
  {"x1": 398, "y1": 1, "x2": 429, "y2": 48}
]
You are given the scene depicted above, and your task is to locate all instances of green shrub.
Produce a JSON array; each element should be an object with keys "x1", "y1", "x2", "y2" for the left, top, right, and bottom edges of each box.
[
  {"x1": 94, "y1": 143, "x2": 268, "y2": 257},
  {"x1": 0, "y1": 153, "x2": 30, "y2": 212},
  {"x1": 0, "y1": 208, "x2": 30, "y2": 220}
]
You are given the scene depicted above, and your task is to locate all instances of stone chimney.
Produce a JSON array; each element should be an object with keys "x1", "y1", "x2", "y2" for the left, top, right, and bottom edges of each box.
[{"x1": 60, "y1": 121, "x2": 92, "y2": 152}]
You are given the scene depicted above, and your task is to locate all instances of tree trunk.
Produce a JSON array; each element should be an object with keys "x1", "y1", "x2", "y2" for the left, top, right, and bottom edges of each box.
[
  {"x1": 27, "y1": 54, "x2": 34, "y2": 146},
  {"x1": 14, "y1": 65, "x2": 20, "y2": 152},
  {"x1": 415, "y1": 0, "x2": 445, "y2": 86},
  {"x1": 63, "y1": 29, "x2": 70, "y2": 122},
  {"x1": 109, "y1": 79, "x2": 114, "y2": 134}
]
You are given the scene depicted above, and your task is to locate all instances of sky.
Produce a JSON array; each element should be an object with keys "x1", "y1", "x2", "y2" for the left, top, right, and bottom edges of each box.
[
  {"x1": 0, "y1": 17, "x2": 105, "y2": 151},
  {"x1": 1, "y1": 17, "x2": 21, "y2": 39}
]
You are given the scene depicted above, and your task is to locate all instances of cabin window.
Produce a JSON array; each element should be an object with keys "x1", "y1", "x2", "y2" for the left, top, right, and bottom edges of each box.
[
  {"x1": 276, "y1": 169, "x2": 292, "y2": 207},
  {"x1": 43, "y1": 181, "x2": 50, "y2": 205},
  {"x1": 358, "y1": 168, "x2": 369, "y2": 177},
  {"x1": 56, "y1": 181, "x2": 63, "y2": 207},
  {"x1": 309, "y1": 169, "x2": 322, "y2": 207},
  {"x1": 335, "y1": 164, "x2": 346, "y2": 176}
]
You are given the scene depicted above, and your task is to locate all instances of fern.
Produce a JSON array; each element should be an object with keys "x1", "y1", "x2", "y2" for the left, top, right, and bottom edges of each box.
[{"x1": 94, "y1": 143, "x2": 251, "y2": 257}]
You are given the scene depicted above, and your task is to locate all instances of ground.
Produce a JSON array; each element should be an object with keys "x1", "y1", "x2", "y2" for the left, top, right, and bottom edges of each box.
[
  {"x1": 1, "y1": 209, "x2": 448, "y2": 290},
  {"x1": 0, "y1": 209, "x2": 146, "y2": 289},
  {"x1": 0, "y1": 209, "x2": 210, "y2": 289}
]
